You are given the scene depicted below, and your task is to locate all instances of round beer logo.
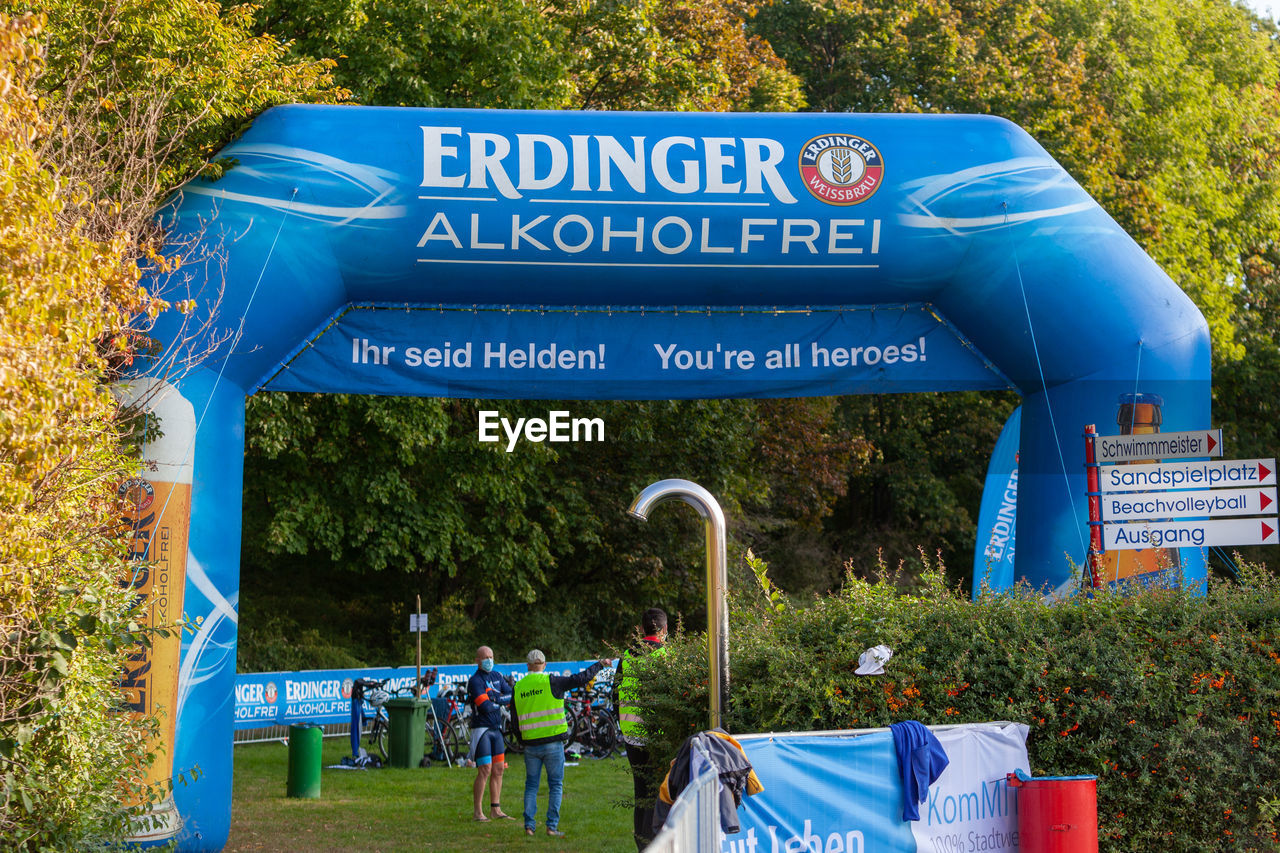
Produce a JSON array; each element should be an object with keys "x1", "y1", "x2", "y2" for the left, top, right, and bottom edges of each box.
[
  {"x1": 117, "y1": 477, "x2": 155, "y2": 511},
  {"x1": 264, "y1": 682, "x2": 278, "y2": 704},
  {"x1": 799, "y1": 134, "x2": 884, "y2": 205},
  {"x1": 342, "y1": 678, "x2": 354, "y2": 699}
]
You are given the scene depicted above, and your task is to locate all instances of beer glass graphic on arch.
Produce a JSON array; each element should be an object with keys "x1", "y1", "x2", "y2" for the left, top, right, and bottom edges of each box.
[
  {"x1": 1100, "y1": 392, "x2": 1182, "y2": 586},
  {"x1": 116, "y1": 378, "x2": 195, "y2": 843}
]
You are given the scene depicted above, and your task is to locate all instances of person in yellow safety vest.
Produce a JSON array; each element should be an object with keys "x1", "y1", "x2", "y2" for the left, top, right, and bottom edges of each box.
[
  {"x1": 513, "y1": 649, "x2": 612, "y2": 838},
  {"x1": 611, "y1": 607, "x2": 668, "y2": 852}
]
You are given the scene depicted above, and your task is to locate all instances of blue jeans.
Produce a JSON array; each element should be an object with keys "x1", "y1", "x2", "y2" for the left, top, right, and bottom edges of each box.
[{"x1": 523, "y1": 741, "x2": 565, "y2": 831}]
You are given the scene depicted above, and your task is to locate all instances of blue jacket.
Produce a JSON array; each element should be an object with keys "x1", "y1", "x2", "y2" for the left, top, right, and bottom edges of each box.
[{"x1": 467, "y1": 669, "x2": 512, "y2": 730}]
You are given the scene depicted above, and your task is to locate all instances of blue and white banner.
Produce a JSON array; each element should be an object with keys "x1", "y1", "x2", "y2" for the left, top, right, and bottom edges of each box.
[
  {"x1": 233, "y1": 660, "x2": 610, "y2": 730},
  {"x1": 266, "y1": 304, "x2": 1005, "y2": 399},
  {"x1": 731, "y1": 723, "x2": 1029, "y2": 853}
]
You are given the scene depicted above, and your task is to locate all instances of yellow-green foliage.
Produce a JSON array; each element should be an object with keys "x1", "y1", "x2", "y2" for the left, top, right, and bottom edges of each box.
[
  {"x1": 639, "y1": 560, "x2": 1280, "y2": 852},
  {"x1": 1, "y1": 0, "x2": 347, "y2": 842},
  {"x1": 0, "y1": 0, "x2": 343, "y2": 842},
  {"x1": 1, "y1": 12, "x2": 155, "y2": 849},
  {"x1": 5, "y1": 0, "x2": 346, "y2": 256}
]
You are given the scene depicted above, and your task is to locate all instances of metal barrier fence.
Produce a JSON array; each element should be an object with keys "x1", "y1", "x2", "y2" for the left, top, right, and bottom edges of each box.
[
  {"x1": 644, "y1": 742, "x2": 720, "y2": 853},
  {"x1": 234, "y1": 722, "x2": 352, "y2": 745}
]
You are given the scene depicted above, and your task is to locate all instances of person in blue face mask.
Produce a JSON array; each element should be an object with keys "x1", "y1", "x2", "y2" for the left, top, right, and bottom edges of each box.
[{"x1": 467, "y1": 645, "x2": 513, "y2": 821}]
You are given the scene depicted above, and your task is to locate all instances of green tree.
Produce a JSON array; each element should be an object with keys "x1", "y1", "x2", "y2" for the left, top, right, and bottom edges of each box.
[
  {"x1": 1044, "y1": 0, "x2": 1280, "y2": 360},
  {"x1": 751, "y1": 0, "x2": 1280, "y2": 583},
  {"x1": 244, "y1": 396, "x2": 566, "y2": 605},
  {"x1": 251, "y1": 0, "x2": 574, "y2": 108},
  {"x1": 828, "y1": 392, "x2": 1017, "y2": 591},
  {"x1": 754, "y1": 0, "x2": 1280, "y2": 355},
  {"x1": 548, "y1": 0, "x2": 805, "y2": 111},
  {"x1": 1208, "y1": 246, "x2": 1280, "y2": 574},
  {"x1": 733, "y1": 397, "x2": 866, "y2": 594},
  {"x1": 247, "y1": 0, "x2": 804, "y2": 111},
  {"x1": 753, "y1": 0, "x2": 1280, "y2": 337},
  {"x1": 241, "y1": 396, "x2": 811, "y2": 663}
]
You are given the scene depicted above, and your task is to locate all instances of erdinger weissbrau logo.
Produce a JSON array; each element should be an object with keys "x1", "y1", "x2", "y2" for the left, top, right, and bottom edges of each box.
[
  {"x1": 799, "y1": 134, "x2": 884, "y2": 205},
  {"x1": 118, "y1": 477, "x2": 155, "y2": 511}
]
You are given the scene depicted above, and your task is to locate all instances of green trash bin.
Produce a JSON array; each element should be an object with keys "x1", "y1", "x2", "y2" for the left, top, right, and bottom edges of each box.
[
  {"x1": 384, "y1": 698, "x2": 429, "y2": 768},
  {"x1": 286, "y1": 723, "x2": 322, "y2": 798}
]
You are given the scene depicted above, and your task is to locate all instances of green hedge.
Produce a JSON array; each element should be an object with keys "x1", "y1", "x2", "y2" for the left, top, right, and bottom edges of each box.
[{"x1": 635, "y1": 561, "x2": 1280, "y2": 852}]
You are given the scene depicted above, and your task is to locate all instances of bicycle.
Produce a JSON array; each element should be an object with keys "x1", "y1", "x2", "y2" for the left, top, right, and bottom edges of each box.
[
  {"x1": 430, "y1": 679, "x2": 519, "y2": 765},
  {"x1": 425, "y1": 683, "x2": 471, "y2": 766},
  {"x1": 353, "y1": 673, "x2": 437, "y2": 767},
  {"x1": 564, "y1": 683, "x2": 620, "y2": 758},
  {"x1": 501, "y1": 674, "x2": 524, "y2": 754},
  {"x1": 500, "y1": 704, "x2": 523, "y2": 755}
]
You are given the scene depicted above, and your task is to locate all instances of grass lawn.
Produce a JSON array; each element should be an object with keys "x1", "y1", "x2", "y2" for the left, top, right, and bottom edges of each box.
[{"x1": 226, "y1": 738, "x2": 638, "y2": 852}]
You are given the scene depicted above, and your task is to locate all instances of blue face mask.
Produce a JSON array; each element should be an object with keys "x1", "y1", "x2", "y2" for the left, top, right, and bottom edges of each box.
[{"x1": 480, "y1": 658, "x2": 494, "y2": 673}]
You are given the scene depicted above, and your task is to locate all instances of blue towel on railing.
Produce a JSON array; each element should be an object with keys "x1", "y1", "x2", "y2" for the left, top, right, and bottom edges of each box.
[{"x1": 890, "y1": 720, "x2": 950, "y2": 821}]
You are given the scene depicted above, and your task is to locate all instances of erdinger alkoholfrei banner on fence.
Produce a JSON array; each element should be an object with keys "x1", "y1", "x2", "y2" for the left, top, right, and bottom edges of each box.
[
  {"x1": 233, "y1": 661, "x2": 609, "y2": 730},
  {"x1": 141, "y1": 106, "x2": 1211, "y2": 849},
  {"x1": 729, "y1": 723, "x2": 1029, "y2": 853}
]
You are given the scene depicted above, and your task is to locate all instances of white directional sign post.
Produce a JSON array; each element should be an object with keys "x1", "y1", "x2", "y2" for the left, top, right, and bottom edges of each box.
[
  {"x1": 1095, "y1": 429, "x2": 1223, "y2": 463},
  {"x1": 1100, "y1": 487, "x2": 1277, "y2": 522},
  {"x1": 1098, "y1": 458, "x2": 1275, "y2": 494},
  {"x1": 1088, "y1": 424, "x2": 1279, "y2": 559},
  {"x1": 1104, "y1": 518, "x2": 1279, "y2": 550}
]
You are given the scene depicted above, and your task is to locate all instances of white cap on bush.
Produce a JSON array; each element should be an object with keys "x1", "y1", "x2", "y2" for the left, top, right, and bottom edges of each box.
[{"x1": 855, "y1": 644, "x2": 893, "y2": 676}]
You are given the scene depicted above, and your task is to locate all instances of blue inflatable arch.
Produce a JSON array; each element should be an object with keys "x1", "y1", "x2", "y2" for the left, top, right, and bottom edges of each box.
[{"x1": 144, "y1": 107, "x2": 1208, "y2": 849}]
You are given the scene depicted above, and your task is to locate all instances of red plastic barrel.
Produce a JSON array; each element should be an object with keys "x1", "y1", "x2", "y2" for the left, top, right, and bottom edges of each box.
[{"x1": 1007, "y1": 769, "x2": 1098, "y2": 853}]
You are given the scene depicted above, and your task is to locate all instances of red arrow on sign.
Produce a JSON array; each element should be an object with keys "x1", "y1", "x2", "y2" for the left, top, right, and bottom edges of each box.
[
  {"x1": 1264, "y1": 492, "x2": 1274, "y2": 512},
  {"x1": 1264, "y1": 521, "x2": 1276, "y2": 541},
  {"x1": 1207, "y1": 432, "x2": 1218, "y2": 454}
]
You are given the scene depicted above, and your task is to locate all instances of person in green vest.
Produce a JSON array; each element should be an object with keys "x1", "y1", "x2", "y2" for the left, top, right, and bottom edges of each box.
[
  {"x1": 513, "y1": 649, "x2": 611, "y2": 837},
  {"x1": 611, "y1": 607, "x2": 668, "y2": 851}
]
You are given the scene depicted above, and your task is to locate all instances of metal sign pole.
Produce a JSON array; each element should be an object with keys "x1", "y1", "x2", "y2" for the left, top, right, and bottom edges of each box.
[{"x1": 1084, "y1": 425, "x2": 1104, "y2": 589}]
